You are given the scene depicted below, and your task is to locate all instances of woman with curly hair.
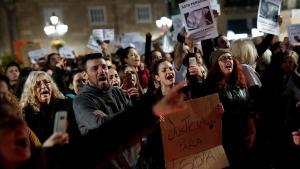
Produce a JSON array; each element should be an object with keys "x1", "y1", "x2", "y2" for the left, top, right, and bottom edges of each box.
[
  {"x1": 206, "y1": 49, "x2": 256, "y2": 169},
  {"x1": 20, "y1": 71, "x2": 80, "y2": 143}
]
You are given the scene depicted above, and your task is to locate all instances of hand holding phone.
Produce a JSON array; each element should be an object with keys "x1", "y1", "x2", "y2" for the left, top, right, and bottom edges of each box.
[
  {"x1": 122, "y1": 72, "x2": 135, "y2": 90},
  {"x1": 53, "y1": 111, "x2": 68, "y2": 133},
  {"x1": 189, "y1": 57, "x2": 197, "y2": 67}
]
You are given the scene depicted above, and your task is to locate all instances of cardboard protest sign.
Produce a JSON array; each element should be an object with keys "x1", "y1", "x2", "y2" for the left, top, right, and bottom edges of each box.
[
  {"x1": 287, "y1": 24, "x2": 300, "y2": 45},
  {"x1": 59, "y1": 47, "x2": 76, "y2": 59},
  {"x1": 165, "y1": 145, "x2": 229, "y2": 169},
  {"x1": 179, "y1": 0, "x2": 218, "y2": 41},
  {"x1": 21, "y1": 43, "x2": 41, "y2": 66},
  {"x1": 160, "y1": 93, "x2": 222, "y2": 163},
  {"x1": 257, "y1": 0, "x2": 282, "y2": 35}
]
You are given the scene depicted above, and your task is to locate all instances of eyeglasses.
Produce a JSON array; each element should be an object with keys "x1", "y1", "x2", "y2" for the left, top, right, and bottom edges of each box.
[
  {"x1": 35, "y1": 79, "x2": 51, "y2": 88},
  {"x1": 218, "y1": 55, "x2": 233, "y2": 62}
]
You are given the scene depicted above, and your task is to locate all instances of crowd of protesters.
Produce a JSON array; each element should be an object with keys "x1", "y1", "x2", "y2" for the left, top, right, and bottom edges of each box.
[{"x1": 1, "y1": 13, "x2": 300, "y2": 169}]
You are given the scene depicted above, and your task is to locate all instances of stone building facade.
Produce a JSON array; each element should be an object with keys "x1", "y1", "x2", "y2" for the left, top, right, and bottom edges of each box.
[{"x1": 0, "y1": 0, "x2": 168, "y2": 56}]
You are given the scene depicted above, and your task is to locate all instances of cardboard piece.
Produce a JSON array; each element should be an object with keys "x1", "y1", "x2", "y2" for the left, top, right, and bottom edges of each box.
[
  {"x1": 165, "y1": 145, "x2": 229, "y2": 169},
  {"x1": 160, "y1": 93, "x2": 222, "y2": 162}
]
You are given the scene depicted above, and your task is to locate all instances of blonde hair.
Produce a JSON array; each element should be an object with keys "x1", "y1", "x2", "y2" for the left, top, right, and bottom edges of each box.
[
  {"x1": 230, "y1": 38, "x2": 258, "y2": 67},
  {"x1": 20, "y1": 71, "x2": 65, "y2": 112}
]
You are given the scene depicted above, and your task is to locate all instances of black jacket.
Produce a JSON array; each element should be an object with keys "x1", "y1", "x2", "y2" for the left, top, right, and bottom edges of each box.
[
  {"x1": 19, "y1": 96, "x2": 158, "y2": 169},
  {"x1": 23, "y1": 98, "x2": 80, "y2": 143}
]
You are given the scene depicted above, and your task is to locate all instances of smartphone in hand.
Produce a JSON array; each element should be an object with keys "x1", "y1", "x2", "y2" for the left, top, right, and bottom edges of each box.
[
  {"x1": 123, "y1": 72, "x2": 135, "y2": 90},
  {"x1": 189, "y1": 57, "x2": 197, "y2": 66},
  {"x1": 53, "y1": 111, "x2": 68, "y2": 133}
]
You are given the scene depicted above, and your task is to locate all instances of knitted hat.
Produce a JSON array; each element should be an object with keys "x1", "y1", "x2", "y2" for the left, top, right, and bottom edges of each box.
[{"x1": 210, "y1": 49, "x2": 231, "y2": 65}]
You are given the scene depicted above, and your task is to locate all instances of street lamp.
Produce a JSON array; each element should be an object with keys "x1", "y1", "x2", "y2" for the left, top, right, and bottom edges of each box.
[
  {"x1": 156, "y1": 16, "x2": 173, "y2": 53},
  {"x1": 156, "y1": 16, "x2": 172, "y2": 32},
  {"x1": 43, "y1": 13, "x2": 68, "y2": 38}
]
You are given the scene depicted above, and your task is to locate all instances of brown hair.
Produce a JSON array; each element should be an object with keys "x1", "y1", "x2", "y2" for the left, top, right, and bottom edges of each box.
[{"x1": 206, "y1": 58, "x2": 247, "y2": 89}]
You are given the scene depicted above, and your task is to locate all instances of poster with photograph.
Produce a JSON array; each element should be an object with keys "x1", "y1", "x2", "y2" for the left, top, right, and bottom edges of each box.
[
  {"x1": 257, "y1": 0, "x2": 282, "y2": 35},
  {"x1": 287, "y1": 24, "x2": 300, "y2": 44},
  {"x1": 179, "y1": 0, "x2": 218, "y2": 41}
]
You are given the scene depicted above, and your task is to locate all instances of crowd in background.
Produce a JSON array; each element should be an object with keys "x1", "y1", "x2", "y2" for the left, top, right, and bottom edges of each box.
[{"x1": 1, "y1": 14, "x2": 300, "y2": 169}]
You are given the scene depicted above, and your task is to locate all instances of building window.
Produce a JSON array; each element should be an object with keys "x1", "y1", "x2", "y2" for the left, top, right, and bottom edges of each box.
[
  {"x1": 228, "y1": 19, "x2": 249, "y2": 34},
  {"x1": 135, "y1": 4, "x2": 152, "y2": 23},
  {"x1": 225, "y1": 0, "x2": 259, "y2": 7},
  {"x1": 44, "y1": 8, "x2": 63, "y2": 24},
  {"x1": 88, "y1": 6, "x2": 107, "y2": 26}
]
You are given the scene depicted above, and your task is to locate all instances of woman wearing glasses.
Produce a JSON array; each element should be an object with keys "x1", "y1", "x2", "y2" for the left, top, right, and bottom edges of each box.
[
  {"x1": 206, "y1": 49, "x2": 256, "y2": 169},
  {"x1": 20, "y1": 71, "x2": 80, "y2": 143}
]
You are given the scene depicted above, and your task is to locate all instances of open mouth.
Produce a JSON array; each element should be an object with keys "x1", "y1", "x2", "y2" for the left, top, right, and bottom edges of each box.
[
  {"x1": 112, "y1": 82, "x2": 119, "y2": 87},
  {"x1": 15, "y1": 138, "x2": 29, "y2": 148},
  {"x1": 41, "y1": 90, "x2": 50, "y2": 96},
  {"x1": 98, "y1": 76, "x2": 107, "y2": 81},
  {"x1": 166, "y1": 74, "x2": 174, "y2": 81}
]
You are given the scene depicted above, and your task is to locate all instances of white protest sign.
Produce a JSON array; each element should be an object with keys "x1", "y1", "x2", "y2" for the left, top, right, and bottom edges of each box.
[
  {"x1": 179, "y1": 0, "x2": 218, "y2": 41},
  {"x1": 58, "y1": 47, "x2": 76, "y2": 59},
  {"x1": 172, "y1": 14, "x2": 184, "y2": 41},
  {"x1": 291, "y1": 9, "x2": 300, "y2": 17},
  {"x1": 165, "y1": 145, "x2": 229, "y2": 169},
  {"x1": 103, "y1": 29, "x2": 114, "y2": 41},
  {"x1": 210, "y1": 0, "x2": 220, "y2": 14},
  {"x1": 287, "y1": 24, "x2": 300, "y2": 44},
  {"x1": 28, "y1": 48, "x2": 47, "y2": 63},
  {"x1": 92, "y1": 29, "x2": 115, "y2": 42},
  {"x1": 87, "y1": 35, "x2": 102, "y2": 53},
  {"x1": 120, "y1": 32, "x2": 145, "y2": 55},
  {"x1": 257, "y1": 0, "x2": 282, "y2": 35}
]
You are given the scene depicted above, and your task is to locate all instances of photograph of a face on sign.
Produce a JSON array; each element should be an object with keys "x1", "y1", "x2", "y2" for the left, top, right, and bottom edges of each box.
[
  {"x1": 184, "y1": 6, "x2": 213, "y2": 31},
  {"x1": 259, "y1": 0, "x2": 279, "y2": 22}
]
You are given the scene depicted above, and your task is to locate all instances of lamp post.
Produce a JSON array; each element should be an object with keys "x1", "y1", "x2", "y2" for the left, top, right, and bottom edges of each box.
[
  {"x1": 156, "y1": 16, "x2": 172, "y2": 33},
  {"x1": 43, "y1": 13, "x2": 68, "y2": 38},
  {"x1": 155, "y1": 16, "x2": 173, "y2": 53}
]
